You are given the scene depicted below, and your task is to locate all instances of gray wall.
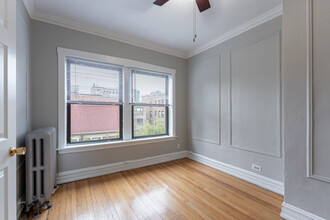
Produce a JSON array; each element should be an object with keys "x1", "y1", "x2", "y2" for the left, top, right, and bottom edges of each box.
[
  {"x1": 16, "y1": 0, "x2": 31, "y2": 213},
  {"x1": 283, "y1": 0, "x2": 330, "y2": 218},
  {"x1": 30, "y1": 21, "x2": 188, "y2": 172},
  {"x1": 187, "y1": 17, "x2": 283, "y2": 182}
]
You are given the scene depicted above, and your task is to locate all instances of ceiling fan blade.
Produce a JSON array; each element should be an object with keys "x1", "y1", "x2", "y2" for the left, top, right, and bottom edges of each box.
[
  {"x1": 153, "y1": 0, "x2": 169, "y2": 6},
  {"x1": 195, "y1": 0, "x2": 211, "y2": 12}
]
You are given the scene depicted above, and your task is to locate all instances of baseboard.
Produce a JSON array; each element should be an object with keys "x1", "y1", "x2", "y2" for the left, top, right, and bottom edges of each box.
[
  {"x1": 281, "y1": 202, "x2": 326, "y2": 220},
  {"x1": 56, "y1": 151, "x2": 187, "y2": 184},
  {"x1": 187, "y1": 151, "x2": 284, "y2": 195},
  {"x1": 57, "y1": 150, "x2": 284, "y2": 196}
]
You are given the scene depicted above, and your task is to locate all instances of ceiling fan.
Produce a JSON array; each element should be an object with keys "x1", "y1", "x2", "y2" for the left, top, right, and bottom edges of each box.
[
  {"x1": 153, "y1": 0, "x2": 211, "y2": 42},
  {"x1": 153, "y1": 0, "x2": 211, "y2": 13}
]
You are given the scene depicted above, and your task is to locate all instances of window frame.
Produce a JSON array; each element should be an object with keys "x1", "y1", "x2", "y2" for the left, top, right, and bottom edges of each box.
[
  {"x1": 65, "y1": 57, "x2": 124, "y2": 144},
  {"x1": 57, "y1": 47, "x2": 176, "y2": 151},
  {"x1": 130, "y1": 69, "x2": 171, "y2": 139}
]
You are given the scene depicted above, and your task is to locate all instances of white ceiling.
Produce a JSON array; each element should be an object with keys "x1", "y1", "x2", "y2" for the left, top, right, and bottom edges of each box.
[{"x1": 24, "y1": 0, "x2": 282, "y2": 58}]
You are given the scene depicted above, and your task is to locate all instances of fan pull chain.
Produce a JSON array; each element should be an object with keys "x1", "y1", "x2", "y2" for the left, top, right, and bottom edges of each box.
[{"x1": 193, "y1": 1, "x2": 197, "y2": 42}]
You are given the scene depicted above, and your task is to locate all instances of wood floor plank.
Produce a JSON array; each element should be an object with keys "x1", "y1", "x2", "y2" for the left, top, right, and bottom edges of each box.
[
  {"x1": 87, "y1": 177, "x2": 115, "y2": 220},
  {"x1": 133, "y1": 166, "x2": 211, "y2": 219},
  {"x1": 74, "y1": 180, "x2": 90, "y2": 220},
  {"x1": 178, "y1": 159, "x2": 283, "y2": 214},
  {"x1": 117, "y1": 172, "x2": 162, "y2": 220},
  {"x1": 168, "y1": 161, "x2": 282, "y2": 216},
  {"x1": 180, "y1": 158, "x2": 283, "y2": 203},
  {"x1": 140, "y1": 165, "x2": 240, "y2": 220},
  {"x1": 102, "y1": 174, "x2": 139, "y2": 220},
  {"x1": 121, "y1": 171, "x2": 175, "y2": 220},
  {"x1": 161, "y1": 161, "x2": 282, "y2": 219},
  {"x1": 151, "y1": 163, "x2": 254, "y2": 220},
  {"x1": 31, "y1": 158, "x2": 283, "y2": 220},
  {"x1": 128, "y1": 168, "x2": 188, "y2": 219}
]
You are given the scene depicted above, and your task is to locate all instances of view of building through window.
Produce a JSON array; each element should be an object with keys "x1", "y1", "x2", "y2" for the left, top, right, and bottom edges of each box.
[
  {"x1": 132, "y1": 70, "x2": 169, "y2": 138},
  {"x1": 66, "y1": 58, "x2": 171, "y2": 143}
]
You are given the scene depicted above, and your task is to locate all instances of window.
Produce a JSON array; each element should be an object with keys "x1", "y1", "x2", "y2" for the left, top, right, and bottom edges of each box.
[
  {"x1": 136, "y1": 118, "x2": 143, "y2": 126},
  {"x1": 58, "y1": 48, "x2": 176, "y2": 149},
  {"x1": 134, "y1": 107, "x2": 143, "y2": 115},
  {"x1": 131, "y1": 69, "x2": 169, "y2": 138},
  {"x1": 66, "y1": 57, "x2": 123, "y2": 143}
]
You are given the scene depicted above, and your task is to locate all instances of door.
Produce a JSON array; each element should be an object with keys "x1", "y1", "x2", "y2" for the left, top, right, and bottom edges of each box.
[{"x1": 0, "y1": 0, "x2": 17, "y2": 219}]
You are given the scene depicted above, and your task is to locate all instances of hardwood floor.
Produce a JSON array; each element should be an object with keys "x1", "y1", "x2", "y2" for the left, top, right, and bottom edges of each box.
[{"x1": 24, "y1": 158, "x2": 283, "y2": 220}]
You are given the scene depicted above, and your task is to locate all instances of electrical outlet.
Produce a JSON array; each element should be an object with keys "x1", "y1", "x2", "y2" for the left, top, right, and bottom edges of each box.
[
  {"x1": 252, "y1": 164, "x2": 262, "y2": 172},
  {"x1": 177, "y1": 144, "x2": 181, "y2": 149}
]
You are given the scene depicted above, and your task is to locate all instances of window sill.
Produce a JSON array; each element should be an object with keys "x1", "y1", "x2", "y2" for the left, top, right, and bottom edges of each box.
[{"x1": 57, "y1": 136, "x2": 177, "y2": 154}]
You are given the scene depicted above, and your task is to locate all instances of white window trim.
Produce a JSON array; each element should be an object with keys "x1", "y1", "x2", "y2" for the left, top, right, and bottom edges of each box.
[{"x1": 57, "y1": 47, "x2": 176, "y2": 151}]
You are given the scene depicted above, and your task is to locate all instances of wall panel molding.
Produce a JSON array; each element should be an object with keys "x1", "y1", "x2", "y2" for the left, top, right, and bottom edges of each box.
[
  {"x1": 306, "y1": 0, "x2": 330, "y2": 183},
  {"x1": 187, "y1": 4, "x2": 283, "y2": 58},
  {"x1": 190, "y1": 55, "x2": 221, "y2": 145},
  {"x1": 228, "y1": 32, "x2": 282, "y2": 158}
]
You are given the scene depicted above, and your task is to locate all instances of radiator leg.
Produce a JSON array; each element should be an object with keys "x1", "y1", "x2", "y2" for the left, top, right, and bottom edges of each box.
[
  {"x1": 31, "y1": 201, "x2": 42, "y2": 219},
  {"x1": 40, "y1": 201, "x2": 52, "y2": 210}
]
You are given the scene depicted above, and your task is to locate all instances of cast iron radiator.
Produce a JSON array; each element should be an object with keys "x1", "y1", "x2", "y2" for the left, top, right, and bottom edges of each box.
[{"x1": 25, "y1": 127, "x2": 57, "y2": 215}]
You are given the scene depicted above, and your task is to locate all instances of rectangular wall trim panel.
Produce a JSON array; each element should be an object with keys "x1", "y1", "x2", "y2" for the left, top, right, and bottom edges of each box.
[
  {"x1": 307, "y1": 0, "x2": 330, "y2": 183},
  {"x1": 229, "y1": 32, "x2": 281, "y2": 157},
  {"x1": 0, "y1": 42, "x2": 7, "y2": 139},
  {"x1": 190, "y1": 55, "x2": 221, "y2": 145}
]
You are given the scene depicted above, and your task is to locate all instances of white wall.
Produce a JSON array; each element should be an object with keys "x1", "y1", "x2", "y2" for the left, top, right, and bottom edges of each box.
[
  {"x1": 16, "y1": 0, "x2": 31, "y2": 214},
  {"x1": 282, "y1": 0, "x2": 330, "y2": 218},
  {"x1": 188, "y1": 17, "x2": 283, "y2": 182}
]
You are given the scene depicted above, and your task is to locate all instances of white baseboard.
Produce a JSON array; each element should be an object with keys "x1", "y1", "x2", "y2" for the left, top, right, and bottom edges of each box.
[
  {"x1": 56, "y1": 151, "x2": 187, "y2": 184},
  {"x1": 57, "y1": 150, "x2": 284, "y2": 196},
  {"x1": 281, "y1": 202, "x2": 326, "y2": 220},
  {"x1": 187, "y1": 151, "x2": 284, "y2": 195}
]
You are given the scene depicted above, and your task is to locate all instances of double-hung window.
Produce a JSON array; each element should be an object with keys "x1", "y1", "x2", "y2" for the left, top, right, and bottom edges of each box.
[{"x1": 58, "y1": 48, "x2": 176, "y2": 149}]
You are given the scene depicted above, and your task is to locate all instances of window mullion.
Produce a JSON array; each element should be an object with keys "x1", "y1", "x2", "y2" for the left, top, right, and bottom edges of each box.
[{"x1": 123, "y1": 67, "x2": 132, "y2": 140}]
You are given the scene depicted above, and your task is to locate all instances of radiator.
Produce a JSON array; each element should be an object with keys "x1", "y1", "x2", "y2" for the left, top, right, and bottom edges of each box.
[{"x1": 25, "y1": 127, "x2": 57, "y2": 212}]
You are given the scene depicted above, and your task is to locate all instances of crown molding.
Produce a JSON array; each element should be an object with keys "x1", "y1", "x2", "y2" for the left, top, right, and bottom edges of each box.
[
  {"x1": 22, "y1": 0, "x2": 187, "y2": 59},
  {"x1": 22, "y1": 0, "x2": 282, "y2": 59},
  {"x1": 22, "y1": 0, "x2": 36, "y2": 16},
  {"x1": 32, "y1": 11, "x2": 187, "y2": 58},
  {"x1": 187, "y1": 4, "x2": 283, "y2": 58}
]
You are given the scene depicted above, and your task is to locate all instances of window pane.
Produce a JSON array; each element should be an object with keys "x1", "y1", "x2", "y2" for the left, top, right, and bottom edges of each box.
[
  {"x1": 133, "y1": 106, "x2": 167, "y2": 137},
  {"x1": 69, "y1": 104, "x2": 121, "y2": 143},
  {"x1": 67, "y1": 57, "x2": 123, "y2": 103},
  {"x1": 132, "y1": 70, "x2": 169, "y2": 104}
]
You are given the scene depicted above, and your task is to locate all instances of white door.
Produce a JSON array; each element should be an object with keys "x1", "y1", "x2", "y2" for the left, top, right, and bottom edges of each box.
[{"x1": 0, "y1": 0, "x2": 17, "y2": 219}]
